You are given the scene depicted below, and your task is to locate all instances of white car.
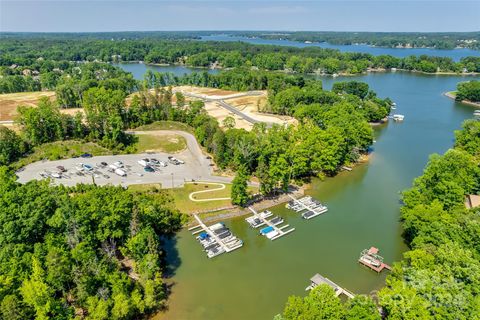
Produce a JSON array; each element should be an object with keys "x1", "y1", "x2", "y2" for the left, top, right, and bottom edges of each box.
[
  {"x1": 113, "y1": 161, "x2": 124, "y2": 168},
  {"x1": 115, "y1": 168, "x2": 127, "y2": 177},
  {"x1": 158, "y1": 161, "x2": 167, "y2": 167},
  {"x1": 138, "y1": 159, "x2": 150, "y2": 167},
  {"x1": 75, "y1": 163, "x2": 84, "y2": 171}
]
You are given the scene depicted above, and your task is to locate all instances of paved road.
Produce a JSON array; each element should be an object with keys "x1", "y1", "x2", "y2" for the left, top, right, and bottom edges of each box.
[
  {"x1": 176, "y1": 90, "x2": 274, "y2": 126},
  {"x1": 17, "y1": 130, "x2": 233, "y2": 188},
  {"x1": 0, "y1": 120, "x2": 14, "y2": 124}
]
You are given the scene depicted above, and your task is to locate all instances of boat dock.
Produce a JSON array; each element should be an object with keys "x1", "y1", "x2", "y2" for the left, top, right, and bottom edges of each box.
[
  {"x1": 246, "y1": 207, "x2": 295, "y2": 240},
  {"x1": 358, "y1": 247, "x2": 392, "y2": 272},
  {"x1": 189, "y1": 214, "x2": 243, "y2": 258},
  {"x1": 286, "y1": 195, "x2": 328, "y2": 219},
  {"x1": 306, "y1": 273, "x2": 355, "y2": 299}
]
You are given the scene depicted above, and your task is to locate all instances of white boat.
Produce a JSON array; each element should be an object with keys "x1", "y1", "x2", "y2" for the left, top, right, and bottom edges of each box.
[
  {"x1": 209, "y1": 223, "x2": 225, "y2": 231},
  {"x1": 393, "y1": 114, "x2": 405, "y2": 121},
  {"x1": 266, "y1": 231, "x2": 279, "y2": 239}
]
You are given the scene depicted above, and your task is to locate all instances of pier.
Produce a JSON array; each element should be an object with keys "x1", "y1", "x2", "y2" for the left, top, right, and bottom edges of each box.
[
  {"x1": 358, "y1": 247, "x2": 392, "y2": 272},
  {"x1": 306, "y1": 274, "x2": 355, "y2": 299},
  {"x1": 189, "y1": 214, "x2": 243, "y2": 258},
  {"x1": 286, "y1": 195, "x2": 328, "y2": 219},
  {"x1": 246, "y1": 207, "x2": 295, "y2": 240}
]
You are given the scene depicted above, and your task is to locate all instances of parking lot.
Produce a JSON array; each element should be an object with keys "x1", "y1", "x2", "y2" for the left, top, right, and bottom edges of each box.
[{"x1": 16, "y1": 151, "x2": 231, "y2": 188}]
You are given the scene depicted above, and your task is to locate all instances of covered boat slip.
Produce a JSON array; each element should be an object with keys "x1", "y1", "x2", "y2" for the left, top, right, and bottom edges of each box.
[
  {"x1": 246, "y1": 207, "x2": 295, "y2": 240},
  {"x1": 306, "y1": 273, "x2": 355, "y2": 299},
  {"x1": 286, "y1": 195, "x2": 328, "y2": 219},
  {"x1": 189, "y1": 214, "x2": 243, "y2": 259}
]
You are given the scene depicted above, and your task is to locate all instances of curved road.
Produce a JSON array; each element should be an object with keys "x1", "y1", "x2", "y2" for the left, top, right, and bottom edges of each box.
[{"x1": 174, "y1": 90, "x2": 274, "y2": 127}]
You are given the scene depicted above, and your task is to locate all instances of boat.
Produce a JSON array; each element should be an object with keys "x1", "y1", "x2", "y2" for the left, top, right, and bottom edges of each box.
[
  {"x1": 260, "y1": 210, "x2": 273, "y2": 218},
  {"x1": 393, "y1": 114, "x2": 405, "y2": 121},
  {"x1": 209, "y1": 222, "x2": 225, "y2": 231},
  {"x1": 269, "y1": 216, "x2": 284, "y2": 226},
  {"x1": 260, "y1": 226, "x2": 274, "y2": 235},
  {"x1": 207, "y1": 246, "x2": 225, "y2": 258},
  {"x1": 266, "y1": 231, "x2": 279, "y2": 239}
]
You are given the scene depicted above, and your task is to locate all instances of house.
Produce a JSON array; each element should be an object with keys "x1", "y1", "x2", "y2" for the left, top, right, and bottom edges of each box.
[{"x1": 465, "y1": 194, "x2": 480, "y2": 209}]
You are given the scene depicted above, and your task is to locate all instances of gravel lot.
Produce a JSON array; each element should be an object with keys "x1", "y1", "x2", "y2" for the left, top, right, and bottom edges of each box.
[{"x1": 16, "y1": 130, "x2": 232, "y2": 188}]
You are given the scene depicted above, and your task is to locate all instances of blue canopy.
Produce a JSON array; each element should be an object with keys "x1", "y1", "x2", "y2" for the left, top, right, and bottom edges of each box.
[
  {"x1": 260, "y1": 226, "x2": 274, "y2": 235},
  {"x1": 199, "y1": 232, "x2": 210, "y2": 240}
]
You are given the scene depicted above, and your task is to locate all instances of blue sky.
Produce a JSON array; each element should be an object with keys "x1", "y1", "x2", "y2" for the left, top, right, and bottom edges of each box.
[{"x1": 1, "y1": 1, "x2": 479, "y2": 32}]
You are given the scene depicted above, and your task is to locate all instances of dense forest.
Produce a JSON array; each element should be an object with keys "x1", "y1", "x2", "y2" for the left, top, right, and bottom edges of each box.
[
  {"x1": 2, "y1": 31, "x2": 479, "y2": 49},
  {"x1": 456, "y1": 80, "x2": 480, "y2": 102},
  {"x1": 276, "y1": 119, "x2": 480, "y2": 319},
  {"x1": 235, "y1": 31, "x2": 480, "y2": 50},
  {"x1": 0, "y1": 167, "x2": 184, "y2": 319},
  {"x1": 2, "y1": 35, "x2": 480, "y2": 96}
]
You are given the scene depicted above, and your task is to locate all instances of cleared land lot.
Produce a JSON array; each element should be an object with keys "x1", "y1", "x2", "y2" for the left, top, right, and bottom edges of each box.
[{"x1": 0, "y1": 91, "x2": 56, "y2": 121}]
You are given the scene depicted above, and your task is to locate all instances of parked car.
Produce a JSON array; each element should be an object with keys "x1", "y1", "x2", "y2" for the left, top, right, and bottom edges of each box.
[
  {"x1": 113, "y1": 161, "x2": 124, "y2": 168},
  {"x1": 149, "y1": 158, "x2": 159, "y2": 165},
  {"x1": 158, "y1": 161, "x2": 167, "y2": 167},
  {"x1": 138, "y1": 159, "x2": 150, "y2": 167},
  {"x1": 56, "y1": 165, "x2": 66, "y2": 172},
  {"x1": 100, "y1": 161, "x2": 108, "y2": 166},
  {"x1": 115, "y1": 168, "x2": 127, "y2": 177},
  {"x1": 144, "y1": 165, "x2": 155, "y2": 172},
  {"x1": 82, "y1": 164, "x2": 93, "y2": 171},
  {"x1": 81, "y1": 153, "x2": 92, "y2": 158},
  {"x1": 75, "y1": 163, "x2": 84, "y2": 171}
]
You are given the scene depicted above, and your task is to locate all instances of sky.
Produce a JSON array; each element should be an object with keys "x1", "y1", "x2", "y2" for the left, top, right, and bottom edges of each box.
[{"x1": 1, "y1": 1, "x2": 479, "y2": 33}]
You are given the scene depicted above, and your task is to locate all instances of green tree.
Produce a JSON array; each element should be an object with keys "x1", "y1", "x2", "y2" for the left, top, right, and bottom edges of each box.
[
  {"x1": 0, "y1": 126, "x2": 27, "y2": 165},
  {"x1": 231, "y1": 166, "x2": 249, "y2": 206}
]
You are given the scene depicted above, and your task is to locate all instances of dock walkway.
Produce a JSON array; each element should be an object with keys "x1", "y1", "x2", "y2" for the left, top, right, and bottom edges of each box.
[
  {"x1": 287, "y1": 194, "x2": 328, "y2": 219},
  {"x1": 189, "y1": 214, "x2": 243, "y2": 258},
  {"x1": 247, "y1": 207, "x2": 295, "y2": 240},
  {"x1": 306, "y1": 273, "x2": 355, "y2": 299}
]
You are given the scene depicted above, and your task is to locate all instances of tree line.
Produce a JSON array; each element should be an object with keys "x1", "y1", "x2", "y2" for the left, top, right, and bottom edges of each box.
[
  {"x1": 2, "y1": 35, "x2": 480, "y2": 83},
  {"x1": 0, "y1": 58, "x2": 137, "y2": 100},
  {"x1": 276, "y1": 119, "x2": 480, "y2": 319},
  {"x1": 235, "y1": 31, "x2": 480, "y2": 50}
]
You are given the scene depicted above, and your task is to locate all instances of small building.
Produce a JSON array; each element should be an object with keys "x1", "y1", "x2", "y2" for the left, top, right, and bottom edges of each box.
[
  {"x1": 306, "y1": 273, "x2": 355, "y2": 298},
  {"x1": 465, "y1": 194, "x2": 480, "y2": 209}
]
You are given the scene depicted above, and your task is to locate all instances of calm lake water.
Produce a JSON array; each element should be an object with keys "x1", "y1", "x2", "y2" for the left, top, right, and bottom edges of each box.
[
  {"x1": 117, "y1": 63, "x2": 479, "y2": 320},
  {"x1": 201, "y1": 35, "x2": 480, "y2": 61}
]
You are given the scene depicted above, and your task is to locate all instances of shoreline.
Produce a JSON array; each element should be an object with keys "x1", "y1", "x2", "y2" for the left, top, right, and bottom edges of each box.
[
  {"x1": 117, "y1": 61, "x2": 480, "y2": 77},
  {"x1": 444, "y1": 91, "x2": 480, "y2": 107}
]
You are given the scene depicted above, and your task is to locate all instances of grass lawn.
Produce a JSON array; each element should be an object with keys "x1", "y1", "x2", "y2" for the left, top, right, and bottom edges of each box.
[
  {"x1": 129, "y1": 182, "x2": 257, "y2": 214},
  {"x1": 134, "y1": 121, "x2": 194, "y2": 133},
  {"x1": 13, "y1": 140, "x2": 111, "y2": 170},
  {"x1": 169, "y1": 183, "x2": 233, "y2": 213},
  {"x1": 134, "y1": 133, "x2": 187, "y2": 153}
]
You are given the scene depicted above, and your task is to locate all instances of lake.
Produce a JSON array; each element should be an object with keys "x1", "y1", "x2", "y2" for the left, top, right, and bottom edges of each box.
[
  {"x1": 116, "y1": 63, "x2": 479, "y2": 320},
  {"x1": 200, "y1": 35, "x2": 480, "y2": 61}
]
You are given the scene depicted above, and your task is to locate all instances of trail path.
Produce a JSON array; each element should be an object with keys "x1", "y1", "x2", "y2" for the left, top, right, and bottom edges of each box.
[{"x1": 188, "y1": 182, "x2": 231, "y2": 202}]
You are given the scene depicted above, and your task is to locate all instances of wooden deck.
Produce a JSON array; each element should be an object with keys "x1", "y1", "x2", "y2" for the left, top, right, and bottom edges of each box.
[
  {"x1": 306, "y1": 273, "x2": 355, "y2": 299},
  {"x1": 358, "y1": 259, "x2": 392, "y2": 272}
]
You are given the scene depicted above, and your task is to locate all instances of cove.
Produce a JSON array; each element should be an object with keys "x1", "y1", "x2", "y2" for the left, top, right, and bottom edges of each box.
[
  {"x1": 200, "y1": 35, "x2": 480, "y2": 61},
  {"x1": 116, "y1": 63, "x2": 479, "y2": 320}
]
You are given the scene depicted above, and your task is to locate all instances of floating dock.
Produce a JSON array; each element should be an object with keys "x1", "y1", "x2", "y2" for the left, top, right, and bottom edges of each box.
[
  {"x1": 286, "y1": 195, "x2": 328, "y2": 219},
  {"x1": 189, "y1": 214, "x2": 243, "y2": 258},
  {"x1": 246, "y1": 207, "x2": 295, "y2": 240},
  {"x1": 306, "y1": 273, "x2": 355, "y2": 299},
  {"x1": 358, "y1": 247, "x2": 392, "y2": 272}
]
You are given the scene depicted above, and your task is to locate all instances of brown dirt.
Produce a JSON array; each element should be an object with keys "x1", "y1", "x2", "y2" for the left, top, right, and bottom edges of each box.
[{"x1": 0, "y1": 91, "x2": 56, "y2": 121}]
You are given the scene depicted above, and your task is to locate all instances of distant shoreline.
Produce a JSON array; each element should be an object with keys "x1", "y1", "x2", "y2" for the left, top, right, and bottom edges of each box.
[
  {"x1": 120, "y1": 61, "x2": 480, "y2": 77},
  {"x1": 444, "y1": 91, "x2": 480, "y2": 107}
]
